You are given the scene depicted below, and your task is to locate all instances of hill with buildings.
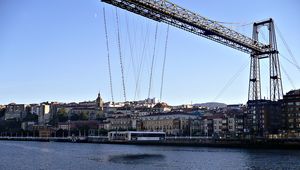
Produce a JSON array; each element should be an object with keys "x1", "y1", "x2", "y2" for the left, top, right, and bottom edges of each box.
[{"x1": 193, "y1": 102, "x2": 227, "y2": 109}]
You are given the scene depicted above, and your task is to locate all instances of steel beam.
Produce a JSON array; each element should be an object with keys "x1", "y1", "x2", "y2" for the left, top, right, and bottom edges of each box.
[{"x1": 102, "y1": 0, "x2": 274, "y2": 55}]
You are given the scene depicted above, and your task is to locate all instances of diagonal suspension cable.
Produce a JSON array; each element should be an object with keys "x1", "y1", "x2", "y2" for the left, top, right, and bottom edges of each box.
[
  {"x1": 103, "y1": 7, "x2": 114, "y2": 103},
  {"x1": 134, "y1": 23, "x2": 150, "y2": 100},
  {"x1": 281, "y1": 65, "x2": 296, "y2": 90},
  {"x1": 275, "y1": 24, "x2": 300, "y2": 70},
  {"x1": 213, "y1": 61, "x2": 248, "y2": 102},
  {"x1": 280, "y1": 53, "x2": 300, "y2": 72},
  {"x1": 115, "y1": 8, "x2": 127, "y2": 102},
  {"x1": 125, "y1": 14, "x2": 137, "y2": 89},
  {"x1": 147, "y1": 23, "x2": 158, "y2": 99},
  {"x1": 160, "y1": 25, "x2": 169, "y2": 102}
]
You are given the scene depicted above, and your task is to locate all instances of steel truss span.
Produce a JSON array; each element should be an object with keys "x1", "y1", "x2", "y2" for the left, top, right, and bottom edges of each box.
[
  {"x1": 102, "y1": 0, "x2": 283, "y2": 101},
  {"x1": 102, "y1": 0, "x2": 274, "y2": 55}
]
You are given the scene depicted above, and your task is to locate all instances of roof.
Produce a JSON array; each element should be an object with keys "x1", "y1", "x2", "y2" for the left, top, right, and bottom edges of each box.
[
  {"x1": 286, "y1": 89, "x2": 300, "y2": 96},
  {"x1": 153, "y1": 102, "x2": 169, "y2": 108},
  {"x1": 147, "y1": 111, "x2": 196, "y2": 116}
]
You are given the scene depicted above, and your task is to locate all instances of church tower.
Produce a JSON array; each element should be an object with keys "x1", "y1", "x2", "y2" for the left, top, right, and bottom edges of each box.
[{"x1": 96, "y1": 92, "x2": 104, "y2": 111}]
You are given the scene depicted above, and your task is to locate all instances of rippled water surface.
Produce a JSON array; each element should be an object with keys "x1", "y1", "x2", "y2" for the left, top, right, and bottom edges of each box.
[{"x1": 0, "y1": 141, "x2": 300, "y2": 170}]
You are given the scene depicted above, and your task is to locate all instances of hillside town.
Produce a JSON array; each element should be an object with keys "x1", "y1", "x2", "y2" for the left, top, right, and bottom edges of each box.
[{"x1": 0, "y1": 89, "x2": 299, "y2": 139}]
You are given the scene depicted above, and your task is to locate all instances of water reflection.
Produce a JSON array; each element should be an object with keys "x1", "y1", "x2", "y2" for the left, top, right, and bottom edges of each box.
[
  {"x1": 1, "y1": 141, "x2": 300, "y2": 170},
  {"x1": 108, "y1": 154, "x2": 165, "y2": 164},
  {"x1": 242, "y1": 149, "x2": 300, "y2": 169}
]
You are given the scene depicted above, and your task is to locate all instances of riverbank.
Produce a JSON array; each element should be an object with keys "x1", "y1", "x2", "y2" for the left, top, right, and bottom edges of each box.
[{"x1": 1, "y1": 136, "x2": 300, "y2": 150}]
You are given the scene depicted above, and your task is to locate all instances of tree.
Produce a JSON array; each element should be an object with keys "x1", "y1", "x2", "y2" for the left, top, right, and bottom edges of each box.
[
  {"x1": 49, "y1": 108, "x2": 69, "y2": 125},
  {"x1": 23, "y1": 113, "x2": 38, "y2": 122},
  {"x1": 0, "y1": 119, "x2": 21, "y2": 133},
  {"x1": 70, "y1": 112, "x2": 88, "y2": 121},
  {"x1": 70, "y1": 114, "x2": 79, "y2": 121},
  {"x1": 57, "y1": 109, "x2": 68, "y2": 122},
  {"x1": 0, "y1": 108, "x2": 6, "y2": 118},
  {"x1": 79, "y1": 112, "x2": 89, "y2": 120}
]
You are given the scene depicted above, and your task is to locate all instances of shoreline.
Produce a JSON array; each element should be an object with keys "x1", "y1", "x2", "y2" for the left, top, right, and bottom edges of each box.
[{"x1": 1, "y1": 136, "x2": 300, "y2": 150}]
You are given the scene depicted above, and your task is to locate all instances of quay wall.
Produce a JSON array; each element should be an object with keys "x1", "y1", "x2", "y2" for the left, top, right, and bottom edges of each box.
[{"x1": 1, "y1": 136, "x2": 300, "y2": 149}]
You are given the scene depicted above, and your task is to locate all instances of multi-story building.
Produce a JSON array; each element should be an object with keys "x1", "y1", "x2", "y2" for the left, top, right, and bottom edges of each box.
[
  {"x1": 213, "y1": 116, "x2": 223, "y2": 136},
  {"x1": 4, "y1": 103, "x2": 26, "y2": 120},
  {"x1": 21, "y1": 121, "x2": 36, "y2": 131},
  {"x1": 38, "y1": 104, "x2": 51, "y2": 125},
  {"x1": 107, "y1": 115, "x2": 136, "y2": 131},
  {"x1": 190, "y1": 118, "x2": 203, "y2": 136},
  {"x1": 30, "y1": 104, "x2": 40, "y2": 115},
  {"x1": 152, "y1": 102, "x2": 171, "y2": 113},
  {"x1": 283, "y1": 89, "x2": 300, "y2": 137},
  {"x1": 233, "y1": 113, "x2": 244, "y2": 137},
  {"x1": 202, "y1": 116, "x2": 213, "y2": 136},
  {"x1": 140, "y1": 112, "x2": 197, "y2": 136},
  {"x1": 245, "y1": 99, "x2": 283, "y2": 138}
]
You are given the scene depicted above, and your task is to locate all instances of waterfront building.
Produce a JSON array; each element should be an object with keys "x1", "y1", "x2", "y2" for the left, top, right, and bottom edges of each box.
[
  {"x1": 4, "y1": 103, "x2": 26, "y2": 120},
  {"x1": 33, "y1": 125, "x2": 54, "y2": 137},
  {"x1": 231, "y1": 113, "x2": 244, "y2": 138},
  {"x1": 57, "y1": 120, "x2": 99, "y2": 136},
  {"x1": 38, "y1": 103, "x2": 51, "y2": 125},
  {"x1": 98, "y1": 121, "x2": 110, "y2": 131},
  {"x1": 199, "y1": 111, "x2": 244, "y2": 138},
  {"x1": 29, "y1": 104, "x2": 40, "y2": 115},
  {"x1": 245, "y1": 100, "x2": 283, "y2": 138},
  {"x1": 283, "y1": 89, "x2": 300, "y2": 137},
  {"x1": 107, "y1": 115, "x2": 136, "y2": 131},
  {"x1": 202, "y1": 115, "x2": 214, "y2": 136},
  {"x1": 213, "y1": 115, "x2": 224, "y2": 136},
  {"x1": 140, "y1": 112, "x2": 197, "y2": 136},
  {"x1": 190, "y1": 118, "x2": 203, "y2": 136},
  {"x1": 21, "y1": 121, "x2": 36, "y2": 131}
]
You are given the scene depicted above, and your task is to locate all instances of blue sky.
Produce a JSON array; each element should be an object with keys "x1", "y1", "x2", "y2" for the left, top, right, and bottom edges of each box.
[{"x1": 0, "y1": 0, "x2": 299, "y2": 105}]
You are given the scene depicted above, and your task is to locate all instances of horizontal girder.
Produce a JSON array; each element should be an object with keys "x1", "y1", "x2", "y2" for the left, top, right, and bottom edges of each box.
[{"x1": 102, "y1": 0, "x2": 274, "y2": 55}]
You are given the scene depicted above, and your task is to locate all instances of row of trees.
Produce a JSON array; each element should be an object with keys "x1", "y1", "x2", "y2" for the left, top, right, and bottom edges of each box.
[{"x1": 49, "y1": 108, "x2": 105, "y2": 125}]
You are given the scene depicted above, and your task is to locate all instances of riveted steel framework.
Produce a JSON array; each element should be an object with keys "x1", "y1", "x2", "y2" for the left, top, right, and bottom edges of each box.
[
  {"x1": 102, "y1": 0, "x2": 283, "y2": 101},
  {"x1": 248, "y1": 19, "x2": 283, "y2": 101},
  {"x1": 101, "y1": 0, "x2": 275, "y2": 55}
]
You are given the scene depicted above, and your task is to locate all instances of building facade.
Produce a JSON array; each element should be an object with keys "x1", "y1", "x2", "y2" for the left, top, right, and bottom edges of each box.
[
  {"x1": 283, "y1": 89, "x2": 300, "y2": 137},
  {"x1": 140, "y1": 112, "x2": 197, "y2": 136},
  {"x1": 4, "y1": 103, "x2": 26, "y2": 120},
  {"x1": 245, "y1": 100, "x2": 283, "y2": 138},
  {"x1": 38, "y1": 104, "x2": 51, "y2": 125}
]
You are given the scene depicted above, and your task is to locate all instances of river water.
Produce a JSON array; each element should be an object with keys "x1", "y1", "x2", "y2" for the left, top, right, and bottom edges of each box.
[{"x1": 0, "y1": 141, "x2": 300, "y2": 170}]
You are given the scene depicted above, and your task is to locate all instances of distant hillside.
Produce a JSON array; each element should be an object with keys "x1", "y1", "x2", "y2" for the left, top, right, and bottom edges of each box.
[{"x1": 193, "y1": 102, "x2": 227, "y2": 109}]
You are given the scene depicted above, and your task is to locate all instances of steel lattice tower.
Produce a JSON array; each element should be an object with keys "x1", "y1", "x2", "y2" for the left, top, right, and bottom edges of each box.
[{"x1": 248, "y1": 19, "x2": 283, "y2": 101}]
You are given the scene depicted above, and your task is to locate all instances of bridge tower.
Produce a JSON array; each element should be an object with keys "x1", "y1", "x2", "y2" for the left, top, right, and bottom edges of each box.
[{"x1": 248, "y1": 19, "x2": 283, "y2": 101}]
